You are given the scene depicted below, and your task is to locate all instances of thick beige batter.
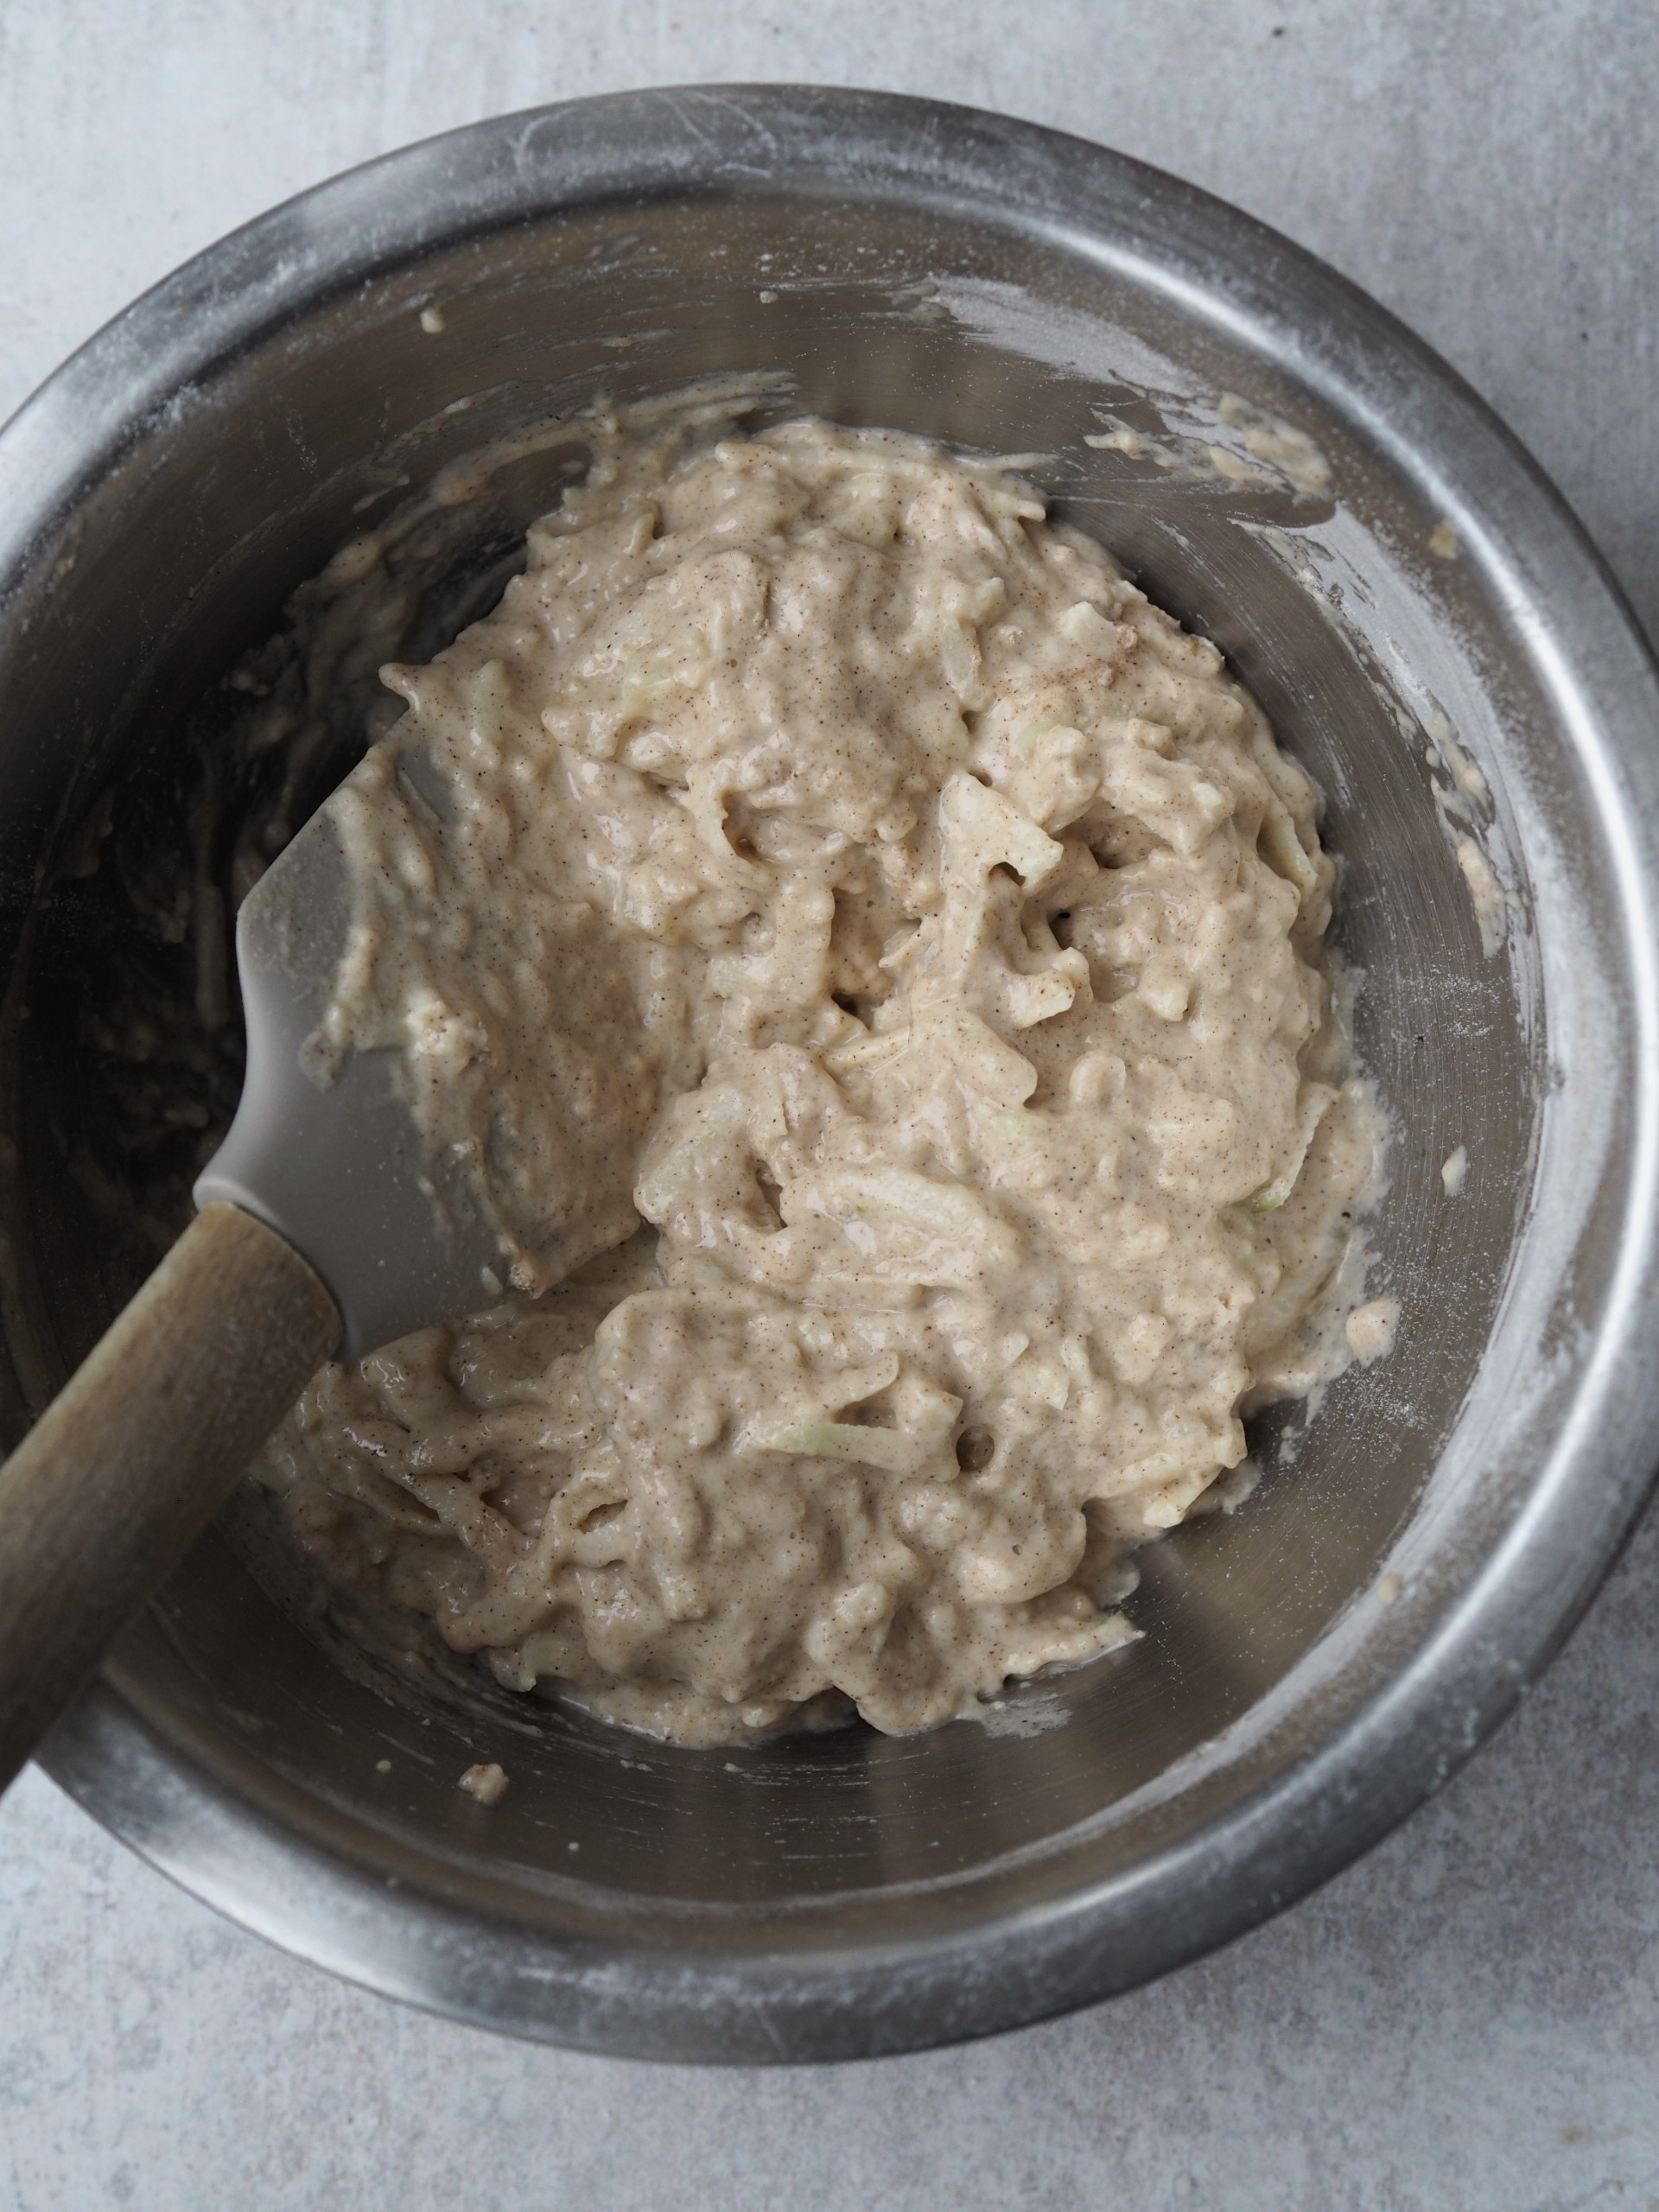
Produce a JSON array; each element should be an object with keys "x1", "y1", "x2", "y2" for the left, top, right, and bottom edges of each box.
[{"x1": 255, "y1": 401, "x2": 1386, "y2": 1745}]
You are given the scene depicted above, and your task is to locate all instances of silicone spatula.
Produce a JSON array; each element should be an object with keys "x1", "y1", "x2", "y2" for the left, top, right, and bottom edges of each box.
[{"x1": 0, "y1": 800, "x2": 506, "y2": 1791}]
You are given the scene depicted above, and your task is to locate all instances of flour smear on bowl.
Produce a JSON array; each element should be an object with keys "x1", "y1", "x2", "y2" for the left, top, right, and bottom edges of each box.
[{"x1": 253, "y1": 397, "x2": 1391, "y2": 1745}]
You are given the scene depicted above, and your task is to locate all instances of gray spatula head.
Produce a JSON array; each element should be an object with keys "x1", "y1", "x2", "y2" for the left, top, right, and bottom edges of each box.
[{"x1": 194, "y1": 811, "x2": 503, "y2": 1361}]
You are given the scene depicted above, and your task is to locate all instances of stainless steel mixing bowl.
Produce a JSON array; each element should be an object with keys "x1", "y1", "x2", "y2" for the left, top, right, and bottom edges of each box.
[{"x1": 3, "y1": 87, "x2": 1658, "y2": 2063}]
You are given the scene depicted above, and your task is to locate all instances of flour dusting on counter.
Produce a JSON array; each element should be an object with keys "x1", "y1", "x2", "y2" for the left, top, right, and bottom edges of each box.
[{"x1": 253, "y1": 397, "x2": 1389, "y2": 1745}]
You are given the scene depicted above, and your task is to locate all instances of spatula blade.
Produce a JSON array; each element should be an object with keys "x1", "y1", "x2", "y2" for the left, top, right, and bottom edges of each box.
[{"x1": 194, "y1": 810, "x2": 503, "y2": 1360}]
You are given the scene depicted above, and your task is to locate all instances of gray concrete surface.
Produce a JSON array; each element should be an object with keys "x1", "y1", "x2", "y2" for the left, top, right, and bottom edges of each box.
[{"x1": 2, "y1": 3, "x2": 1657, "y2": 2206}]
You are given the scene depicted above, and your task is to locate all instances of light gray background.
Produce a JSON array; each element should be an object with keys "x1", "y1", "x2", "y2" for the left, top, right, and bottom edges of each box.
[{"x1": 2, "y1": 4, "x2": 1656, "y2": 2208}]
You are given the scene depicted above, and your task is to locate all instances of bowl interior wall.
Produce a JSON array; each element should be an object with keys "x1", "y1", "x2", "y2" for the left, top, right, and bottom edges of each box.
[{"x1": 1, "y1": 189, "x2": 1548, "y2": 1927}]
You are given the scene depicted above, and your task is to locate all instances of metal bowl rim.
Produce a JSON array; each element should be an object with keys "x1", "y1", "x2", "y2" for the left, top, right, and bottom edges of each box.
[{"x1": 7, "y1": 84, "x2": 1659, "y2": 2061}]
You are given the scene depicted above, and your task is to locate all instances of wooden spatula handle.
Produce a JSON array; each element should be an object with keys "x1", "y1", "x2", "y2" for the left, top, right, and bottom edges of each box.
[{"x1": 0, "y1": 1202, "x2": 340, "y2": 1792}]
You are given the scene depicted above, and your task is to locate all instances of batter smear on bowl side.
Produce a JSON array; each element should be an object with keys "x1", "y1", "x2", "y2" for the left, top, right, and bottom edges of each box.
[{"x1": 254, "y1": 401, "x2": 1388, "y2": 1745}]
